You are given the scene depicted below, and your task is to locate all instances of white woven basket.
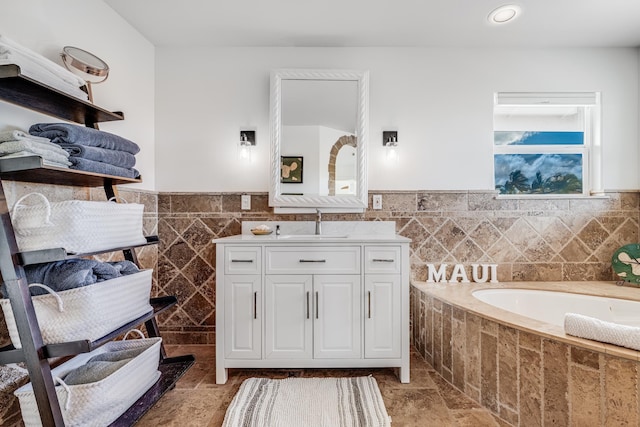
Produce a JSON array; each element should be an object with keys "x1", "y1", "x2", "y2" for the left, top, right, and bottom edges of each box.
[
  {"x1": 11, "y1": 193, "x2": 147, "y2": 254},
  {"x1": 0, "y1": 269, "x2": 153, "y2": 348},
  {"x1": 14, "y1": 336, "x2": 162, "y2": 427}
]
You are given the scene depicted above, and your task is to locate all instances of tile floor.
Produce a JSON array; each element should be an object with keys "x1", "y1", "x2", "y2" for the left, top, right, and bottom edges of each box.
[{"x1": 137, "y1": 345, "x2": 508, "y2": 427}]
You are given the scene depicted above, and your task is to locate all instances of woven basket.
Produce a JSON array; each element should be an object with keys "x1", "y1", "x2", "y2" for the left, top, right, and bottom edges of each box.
[
  {"x1": 0, "y1": 269, "x2": 153, "y2": 348},
  {"x1": 14, "y1": 336, "x2": 162, "y2": 427},
  {"x1": 11, "y1": 192, "x2": 147, "y2": 254}
]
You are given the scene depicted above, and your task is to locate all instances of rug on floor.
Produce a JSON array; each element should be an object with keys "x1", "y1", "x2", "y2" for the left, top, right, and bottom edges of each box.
[{"x1": 222, "y1": 376, "x2": 391, "y2": 427}]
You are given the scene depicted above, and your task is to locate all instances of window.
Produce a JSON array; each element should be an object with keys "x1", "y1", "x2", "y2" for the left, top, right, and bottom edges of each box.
[{"x1": 493, "y1": 92, "x2": 601, "y2": 196}]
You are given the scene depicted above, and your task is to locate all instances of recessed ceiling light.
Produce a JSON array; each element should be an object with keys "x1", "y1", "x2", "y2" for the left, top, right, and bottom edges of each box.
[{"x1": 488, "y1": 4, "x2": 521, "y2": 24}]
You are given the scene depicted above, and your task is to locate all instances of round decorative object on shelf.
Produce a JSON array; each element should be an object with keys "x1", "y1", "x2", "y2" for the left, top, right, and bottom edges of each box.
[
  {"x1": 61, "y1": 46, "x2": 109, "y2": 103},
  {"x1": 61, "y1": 46, "x2": 109, "y2": 82},
  {"x1": 611, "y1": 243, "x2": 640, "y2": 284}
]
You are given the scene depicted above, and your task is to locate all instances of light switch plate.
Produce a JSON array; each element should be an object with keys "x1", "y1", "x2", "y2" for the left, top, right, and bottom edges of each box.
[
  {"x1": 372, "y1": 194, "x2": 382, "y2": 210},
  {"x1": 241, "y1": 194, "x2": 251, "y2": 210}
]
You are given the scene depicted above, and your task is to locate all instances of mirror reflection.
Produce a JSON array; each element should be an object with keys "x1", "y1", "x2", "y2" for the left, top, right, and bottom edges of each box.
[{"x1": 281, "y1": 79, "x2": 358, "y2": 197}]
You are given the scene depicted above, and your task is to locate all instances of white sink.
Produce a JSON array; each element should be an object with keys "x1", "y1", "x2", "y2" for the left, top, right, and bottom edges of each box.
[{"x1": 278, "y1": 234, "x2": 349, "y2": 239}]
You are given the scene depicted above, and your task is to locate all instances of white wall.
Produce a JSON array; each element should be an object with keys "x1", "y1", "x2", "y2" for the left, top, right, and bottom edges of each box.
[
  {"x1": 0, "y1": 0, "x2": 156, "y2": 190},
  {"x1": 156, "y1": 47, "x2": 639, "y2": 192}
]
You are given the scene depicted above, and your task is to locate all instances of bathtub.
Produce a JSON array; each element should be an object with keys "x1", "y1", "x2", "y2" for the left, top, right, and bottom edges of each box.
[
  {"x1": 410, "y1": 281, "x2": 640, "y2": 426},
  {"x1": 472, "y1": 288, "x2": 640, "y2": 328}
]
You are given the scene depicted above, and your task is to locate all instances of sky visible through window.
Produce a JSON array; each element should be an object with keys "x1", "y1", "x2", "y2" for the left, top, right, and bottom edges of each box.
[{"x1": 494, "y1": 131, "x2": 583, "y2": 146}]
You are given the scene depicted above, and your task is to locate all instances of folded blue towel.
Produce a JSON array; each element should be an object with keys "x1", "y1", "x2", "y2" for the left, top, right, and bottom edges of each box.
[
  {"x1": 58, "y1": 143, "x2": 136, "y2": 168},
  {"x1": 69, "y1": 157, "x2": 140, "y2": 179},
  {"x1": 0, "y1": 259, "x2": 140, "y2": 297},
  {"x1": 29, "y1": 123, "x2": 140, "y2": 155}
]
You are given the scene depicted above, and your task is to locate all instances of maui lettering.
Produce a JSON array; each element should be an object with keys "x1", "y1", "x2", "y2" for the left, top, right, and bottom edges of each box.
[{"x1": 426, "y1": 263, "x2": 498, "y2": 283}]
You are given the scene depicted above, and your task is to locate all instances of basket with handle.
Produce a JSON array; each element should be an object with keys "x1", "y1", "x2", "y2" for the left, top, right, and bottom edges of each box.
[
  {"x1": 14, "y1": 331, "x2": 162, "y2": 427},
  {"x1": 10, "y1": 192, "x2": 147, "y2": 254},
  {"x1": 0, "y1": 269, "x2": 153, "y2": 348}
]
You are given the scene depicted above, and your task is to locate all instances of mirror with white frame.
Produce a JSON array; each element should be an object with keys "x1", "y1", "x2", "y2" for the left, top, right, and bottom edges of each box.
[{"x1": 269, "y1": 69, "x2": 369, "y2": 210}]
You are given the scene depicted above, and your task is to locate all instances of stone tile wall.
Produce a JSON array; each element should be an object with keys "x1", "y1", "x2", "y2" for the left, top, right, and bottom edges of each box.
[
  {"x1": 2, "y1": 188, "x2": 637, "y2": 346},
  {"x1": 157, "y1": 190, "x2": 638, "y2": 344},
  {"x1": 0, "y1": 186, "x2": 638, "y2": 424},
  {"x1": 410, "y1": 285, "x2": 640, "y2": 426}
]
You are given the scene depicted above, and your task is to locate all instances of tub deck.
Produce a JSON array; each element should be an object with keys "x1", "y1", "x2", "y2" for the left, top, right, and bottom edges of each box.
[{"x1": 412, "y1": 280, "x2": 640, "y2": 361}]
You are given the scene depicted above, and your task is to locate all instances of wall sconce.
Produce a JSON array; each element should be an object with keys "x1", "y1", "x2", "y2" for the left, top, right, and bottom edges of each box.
[
  {"x1": 238, "y1": 130, "x2": 256, "y2": 162},
  {"x1": 383, "y1": 131, "x2": 398, "y2": 162}
]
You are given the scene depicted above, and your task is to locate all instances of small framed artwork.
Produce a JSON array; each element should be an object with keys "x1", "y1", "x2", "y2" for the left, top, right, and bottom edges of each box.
[{"x1": 281, "y1": 156, "x2": 303, "y2": 183}]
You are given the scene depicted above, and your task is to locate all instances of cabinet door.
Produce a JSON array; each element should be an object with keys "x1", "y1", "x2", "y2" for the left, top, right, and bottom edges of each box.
[
  {"x1": 265, "y1": 275, "x2": 313, "y2": 359},
  {"x1": 313, "y1": 275, "x2": 361, "y2": 359},
  {"x1": 224, "y1": 275, "x2": 261, "y2": 359},
  {"x1": 364, "y1": 275, "x2": 401, "y2": 358}
]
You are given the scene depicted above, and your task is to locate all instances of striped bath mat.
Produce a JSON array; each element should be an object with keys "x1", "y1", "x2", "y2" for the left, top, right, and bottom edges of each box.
[{"x1": 222, "y1": 376, "x2": 391, "y2": 427}]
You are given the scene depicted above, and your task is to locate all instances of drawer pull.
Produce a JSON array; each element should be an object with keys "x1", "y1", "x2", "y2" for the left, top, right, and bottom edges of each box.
[
  {"x1": 231, "y1": 259, "x2": 254, "y2": 263},
  {"x1": 372, "y1": 259, "x2": 394, "y2": 263},
  {"x1": 315, "y1": 291, "x2": 319, "y2": 319},
  {"x1": 299, "y1": 259, "x2": 327, "y2": 263},
  {"x1": 368, "y1": 291, "x2": 371, "y2": 319},
  {"x1": 306, "y1": 291, "x2": 310, "y2": 319},
  {"x1": 253, "y1": 291, "x2": 257, "y2": 319}
]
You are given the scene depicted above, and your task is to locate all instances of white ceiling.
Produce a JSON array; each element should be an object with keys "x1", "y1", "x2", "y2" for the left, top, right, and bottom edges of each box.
[{"x1": 104, "y1": 0, "x2": 640, "y2": 48}]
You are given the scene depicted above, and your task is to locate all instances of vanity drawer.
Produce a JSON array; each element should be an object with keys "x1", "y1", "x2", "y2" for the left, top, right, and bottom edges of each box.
[
  {"x1": 364, "y1": 246, "x2": 401, "y2": 274},
  {"x1": 225, "y1": 247, "x2": 262, "y2": 274},
  {"x1": 266, "y1": 246, "x2": 360, "y2": 274}
]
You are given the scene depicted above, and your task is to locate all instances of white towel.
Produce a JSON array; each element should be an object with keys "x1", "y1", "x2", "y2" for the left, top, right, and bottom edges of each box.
[
  {"x1": 0, "y1": 136, "x2": 70, "y2": 159},
  {"x1": 0, "y1": 149, "x2": 71, "y2": 167},
  {"x1": 564, "y1": 312, "x2": 640, "y2": 351},
  {"x1": 0, "y1": 129, "x2": 55, "y2": 145},
  {"x1": 0, "y1": 34, "x2": 88, "y2": 100}
]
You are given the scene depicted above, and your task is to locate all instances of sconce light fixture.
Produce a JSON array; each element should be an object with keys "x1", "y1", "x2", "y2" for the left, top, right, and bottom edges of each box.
[
  {"x1": 383, "y1": 131, "x2": 398, "y2": 162},
  {"x1": 239, "y1": 130, "x2": 256, "y2": 162}
]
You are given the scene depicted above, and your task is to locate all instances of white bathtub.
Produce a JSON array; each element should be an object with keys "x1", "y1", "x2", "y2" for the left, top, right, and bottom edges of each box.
[{"x1": 472, "y1": 288, "x2": 640, "y2": 328}]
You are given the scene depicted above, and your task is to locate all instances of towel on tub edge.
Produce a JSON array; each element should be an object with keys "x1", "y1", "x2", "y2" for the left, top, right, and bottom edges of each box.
[{"x1": 564, "y1": 312, "x2": 640, "y2": 351}]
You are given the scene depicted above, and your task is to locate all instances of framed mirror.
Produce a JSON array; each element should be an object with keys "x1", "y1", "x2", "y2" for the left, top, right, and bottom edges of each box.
[{"x1": 269, "y1": 69, "x2": 369, "y2": 209}]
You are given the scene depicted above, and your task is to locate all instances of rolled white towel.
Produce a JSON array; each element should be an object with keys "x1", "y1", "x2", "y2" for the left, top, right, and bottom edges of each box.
[
  {"x1": 564, "y1": 312, "x2": 640, "y2": 351},
  {"x1": 0, "y1": 35, "x2": 88, "y2": 100},
  {"x1": 0, "y1": 136, "x2": 70, "y2": 159},
  {"x1": 0, "y1": 129, "x2": 51, "y2": 144},
  {"x1": 0, "y1": 34, "x2": 86, "y2": 88}
]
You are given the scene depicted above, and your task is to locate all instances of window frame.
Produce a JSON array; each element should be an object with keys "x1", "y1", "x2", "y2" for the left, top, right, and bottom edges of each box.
[{"x1": 493, "y1": 92, "x2": 602, "y2": 198}]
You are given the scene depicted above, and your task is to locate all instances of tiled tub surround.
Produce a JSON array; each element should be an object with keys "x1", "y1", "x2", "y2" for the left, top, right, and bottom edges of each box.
[{"x1": 411, "y1": 281, "x2": 640, "y2": 426}]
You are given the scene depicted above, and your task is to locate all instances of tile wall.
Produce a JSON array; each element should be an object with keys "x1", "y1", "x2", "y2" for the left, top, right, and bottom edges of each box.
[
  {"x1": 0, "y1": 187, "x2": 638, "y2": 425},
  {"x1": 156, "y1": 190, "x2": 638, "y2": 344},
  {"x1": 410, "y1": 286, "x2": 640, "y2": 426}
]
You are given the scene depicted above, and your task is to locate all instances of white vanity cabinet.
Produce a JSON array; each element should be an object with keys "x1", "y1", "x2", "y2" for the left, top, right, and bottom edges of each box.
[
  {"x1": 214, "y1": 231, "x2": 410, "y2": 385},
  {"x1": 364, "y1": 246, "x2": 402, "y2": 359},
  {"x1": 265, "y1": 274, "x2": 361, "y2": 360},
  {"x1": 223, "y1": 247, "x2": 261, "y2": 359}
]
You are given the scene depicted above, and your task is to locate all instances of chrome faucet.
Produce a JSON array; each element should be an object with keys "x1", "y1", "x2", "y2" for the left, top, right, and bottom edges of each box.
[{"x1": 315, "y1": 209, "x2": 322, "y2": 235}]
